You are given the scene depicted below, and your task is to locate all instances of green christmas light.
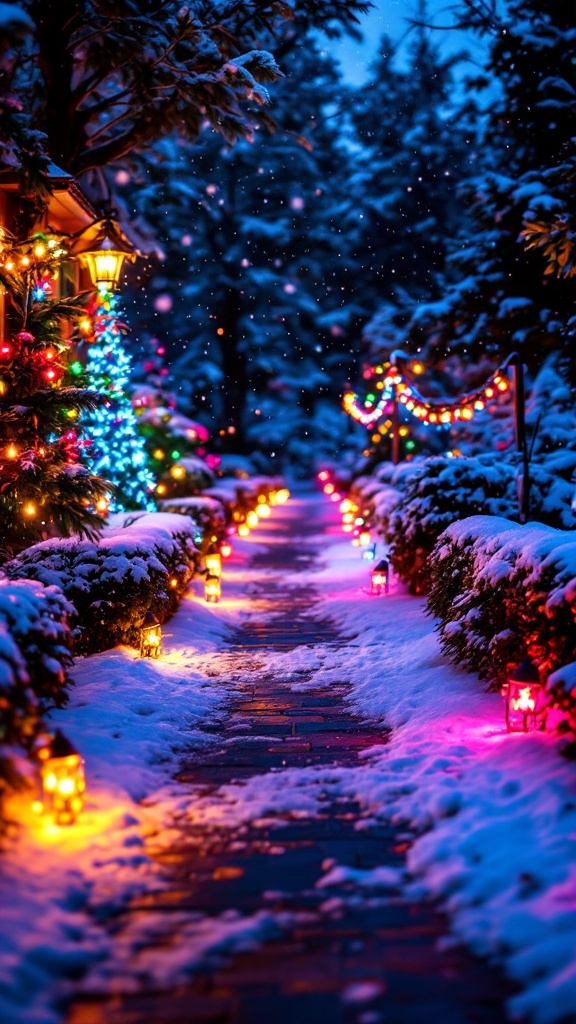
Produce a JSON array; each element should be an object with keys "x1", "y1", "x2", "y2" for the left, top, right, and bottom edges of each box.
[{"x1": 70, "y1": 360, "x2": 83, "y2": 376}]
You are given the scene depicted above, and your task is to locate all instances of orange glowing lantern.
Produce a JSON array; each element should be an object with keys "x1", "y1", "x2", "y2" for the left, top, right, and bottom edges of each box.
[
  {"x1": 140, "y1": 610, "x2": 162, "y2": 658},
  {"x1": 501, "y1": 657, "x2": 546, "y2": 732},
  {"x1": 205, "y1": 552, "x2": 222, "y2": 577},
  {"x1": 371, "y1": 559, "x2": 390, "y2": 595},
  {"x1": 37, "y1": 730, "x2": 85, "y2": 824},
  {"x1": 205, "y1": 574, "x2": 221, "y2": 603}
]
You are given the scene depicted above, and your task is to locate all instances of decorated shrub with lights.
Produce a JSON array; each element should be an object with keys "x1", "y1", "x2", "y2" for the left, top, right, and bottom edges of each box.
[
  {"x1": 0, "y1": 234, "x2": 112, "y2": 557},
  {"x1": 0, "y1": 578, "x2": 73, "y2": 812},
  {"x1": 4, "y1": 513, "x2": 199, "y2": 655},
  {"x1": 386, "y1": 455, "x2": 516, "y2": 594}
]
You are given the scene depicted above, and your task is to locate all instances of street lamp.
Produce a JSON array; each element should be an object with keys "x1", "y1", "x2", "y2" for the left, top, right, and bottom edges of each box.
[{"x1": 69, "y1": 212, "x2": 139, "y2": 291}]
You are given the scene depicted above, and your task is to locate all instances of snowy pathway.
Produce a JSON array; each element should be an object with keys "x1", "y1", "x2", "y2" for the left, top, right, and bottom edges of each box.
[{"x1": 66, "y1": 497, "x2": 511, "y2": 1024}]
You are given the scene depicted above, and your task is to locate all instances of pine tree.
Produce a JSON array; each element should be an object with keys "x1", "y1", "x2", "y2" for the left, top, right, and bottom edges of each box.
[
  {"x1": 118, "y1": 37, "x2": 361, "y2": 471},
  {"x1": 0, "y1": 234, "x2": 111, "y2": 557},
  {"x1": 82, "y1": 289, "x2": 156, "y2": 511},
  {"x1": 410, "y1": 0, "x2": 576, "y2": 370}
]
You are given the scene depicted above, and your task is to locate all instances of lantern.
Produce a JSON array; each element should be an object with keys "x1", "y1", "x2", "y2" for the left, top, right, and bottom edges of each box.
[
  {"x1": 205, "y1": 552, "x2": 222, "y2": 577},
  {"x1": 358, "y1": 530, "x2": 371, "y2": 548},
  {"x1": 220, "y1": 541, "x2": 232, "y2": 558},
  {"x1": 140, "y1": 610, "x2": 162, "y2": 658},
  {"x1": 501, "y1": 657, "x2": 546, "y2": 732},
  {"x1": 371, "y1": 559, "x2": 390, "y2": 595},
  {"x1": 246, "y1": 511, "x2": 259, "y2": 528},
  {"x1": 37, "y1": 730, "x2": 85, "y2": 824},
  {"x1": 205, "y1": 574, "x2": 221, "y2": 603},
  {"x1": 237, "y1": 523, "x2": 250, "y2": 537},
  {"x1": 69, "y1": 213, "x2": 139, "y2": 290}
]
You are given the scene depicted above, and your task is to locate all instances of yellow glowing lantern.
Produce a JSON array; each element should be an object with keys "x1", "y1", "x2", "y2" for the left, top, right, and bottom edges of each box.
[
  {"x1": 38, "y1": 730, "x2": 85, "y2": 825},
  {"x1": 358, "y1": 531, "x2": 371, "y2": 548},
  {"x1": 237, "y1": 523, "x2": 250, "y2": 538},
  {"x1": 371, "y1": 559, "x2": 390, "y2": 595},
  {"x1": 246, "y1": 510, "x2": 259, "y2": 528},
  {"x1": 275, "y1": 488, "x2": 290, "y2": 503},
  {"x1": 69, "y1": 213, "x2": 139, "y2": 290},
  {"x1": 256, "y1": 503, "x2": 271, "y2": 518},
  {"x1": 204, "y1": 574, "x2": 221, "y2": 603},
  {"x1": 205, "y1": 552, "x2": 222, "y2": 577},
  {"x1": 501, "y1": 657, "x2": 546, "y2": 732},
  {"x1": 140, "y1": 610, "x2": 162, "y2": 658}
]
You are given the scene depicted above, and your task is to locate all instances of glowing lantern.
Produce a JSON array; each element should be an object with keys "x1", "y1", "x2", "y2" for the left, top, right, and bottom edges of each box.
[
  {"x1": 275, "y1": 488, "x2": 290, "y2": 503},
  {"x1": 237, "y1": 523, "x2": 250, "y2": 538},
  {"x1": 371, "y1": 559, "x2": 390, "y2": 595},
  {"x1": 37, "y1": 730, "x2": 85, "y2": 824},
  {"x1": 140, "y1": 610, "x2": 162, "y2": 658},
  {"x1": 256, "y1": 503, "x2": 271, "y2": 518},
  {"x1": 501, "y1": 657, "x2": 546, "y2": 732},
  {"x1": 70, "y1": 213, "x2": 139, "y2": 290},
  {"x1": 358, "y1": 530, "x2": 371, "y2": 548},
  {"x1": 205, "y1": 552, "x2": 222, "y2": 577},
  {"x1": 205, "y1": 574, "x2": 221, "y2": 603},
  {"x1": 246, "y1": 511, "x2": 259, "y2": 528},
  {"x1": 220, "y1": 541, "x2": 232, "y2": 558}
]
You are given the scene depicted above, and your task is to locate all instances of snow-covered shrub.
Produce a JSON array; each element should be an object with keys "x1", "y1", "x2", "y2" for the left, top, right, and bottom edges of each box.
[
  {"x1": 428, "y1": 516, "x2": 576, "y2": 730},
  {"x1": 3, "y1": 514, "x2": 199, "y2": 655},
  {"x1": 0, "y1": 579, "x2": 73, "y2": 805},
  {"x1": 158, "y1": 496, "x2": 228, "y2": 551},
  {"x1": 386, "y1": 455, "x2": 517, "y2": 594}
]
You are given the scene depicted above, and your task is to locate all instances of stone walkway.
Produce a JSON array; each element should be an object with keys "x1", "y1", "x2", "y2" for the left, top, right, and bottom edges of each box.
[{"x1": 68, "y1": 501, "x2": 512, "y2": 1024}]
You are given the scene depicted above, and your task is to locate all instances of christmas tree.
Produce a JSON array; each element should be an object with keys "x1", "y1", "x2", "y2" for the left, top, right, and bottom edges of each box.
[
  {"x1": 82, "y1": 288, "x2": 156, "y2": 511},
  {"x1": 0, "y1": 232, "x2": 111, "y2": 558}
]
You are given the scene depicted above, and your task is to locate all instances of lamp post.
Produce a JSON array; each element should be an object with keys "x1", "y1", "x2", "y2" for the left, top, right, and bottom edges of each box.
[{"x1": 69, "y1": 211, "x2": 139, "y2": 291}]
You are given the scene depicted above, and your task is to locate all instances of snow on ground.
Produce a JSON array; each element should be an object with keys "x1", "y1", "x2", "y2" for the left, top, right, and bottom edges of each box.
[
  {"x1": 0, "y1": 533, "x2": 270, "y2": 1024},
  {"x1": 181, "y1": 495, "x2": 576, "y2": 1024},
  {"x1": 2, "y1": 493, "x2": 576, "y2": 1024}
]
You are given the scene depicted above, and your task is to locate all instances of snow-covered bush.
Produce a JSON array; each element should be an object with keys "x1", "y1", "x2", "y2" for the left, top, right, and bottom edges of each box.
[
  {"x1": 3, "y1": 514, "x2": 199, "y2": 655},
  {"x1": 428, "y1": 516, "x2": 576, "y2": 733},
  {"x1": 386, "y1": 455, "x2": 517, "y2": 593},
  {"x1": 158, "y1": 496, "x2": 228, "y2": 550},
  {"x1": 0, "y1": 578, "x2": 73, "y2": 805}
]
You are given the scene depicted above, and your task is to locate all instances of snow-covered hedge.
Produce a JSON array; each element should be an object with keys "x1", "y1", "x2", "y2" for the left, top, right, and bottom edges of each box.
[
  {"x1": 428, "y1": 515, "x2": 576, "y2": 736},
  {"x1": 385, "y1": 455, "x2": 516, "y2": 593},
  {"x1": 3, "y1": 513, "x2": 199, "y2": 655},
  {"x1": 159, "y1": 495, "x2": 228, "y2": 550},
  {"x1": 0, "y1": 578, "x2": 73, "y2": 805}
]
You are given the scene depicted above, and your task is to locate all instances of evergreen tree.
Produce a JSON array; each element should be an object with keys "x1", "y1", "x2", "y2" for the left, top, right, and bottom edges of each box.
[
  {"x1": 82, "y1": 289, "x2": 156, "y2": 511},
  {"x1": 348, "y1": 10, "x2": 474, "y2": 308},
  {"x1": 118, "y1": 37, "x2": 362, "y2": 470},
  {"x1": 0, "y1": 234, "x2": 111, "y2": 557},
  {"x1": 410, "y1": 0, "x2": 576, "y2": 370}
]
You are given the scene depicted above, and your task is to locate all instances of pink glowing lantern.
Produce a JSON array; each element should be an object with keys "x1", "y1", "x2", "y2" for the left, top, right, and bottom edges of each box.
[
  {"x1": 371, "y1": 559, "x2": 390, "y2": 595},
  {"x1": 501, "y1": 657, "x2": 547, "y2": 732}
]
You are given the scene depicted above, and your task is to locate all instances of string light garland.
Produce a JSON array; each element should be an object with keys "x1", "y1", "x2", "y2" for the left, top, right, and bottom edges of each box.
[{"x1": 344, "y1": 362, "x2": 511, "y2": 429}]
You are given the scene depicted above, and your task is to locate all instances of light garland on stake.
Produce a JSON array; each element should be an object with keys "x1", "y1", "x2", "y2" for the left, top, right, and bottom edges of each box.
[{"x1": 343, "y1": 362, "x2": 511, "y2": 430}]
